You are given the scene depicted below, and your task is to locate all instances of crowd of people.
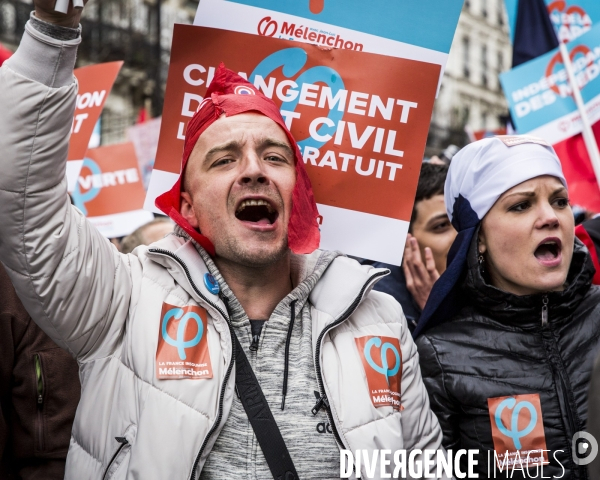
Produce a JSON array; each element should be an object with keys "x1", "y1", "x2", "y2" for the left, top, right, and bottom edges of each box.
[{"x1": 3, "y1": 2, "x2": 600, "y2": 480}]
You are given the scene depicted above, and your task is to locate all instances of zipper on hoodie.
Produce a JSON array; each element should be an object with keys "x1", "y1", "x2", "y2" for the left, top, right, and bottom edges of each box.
[
  {"x1": 312, "y1": 270, "x2": 389, "y2": 449},
  {"x1": 34, "y1": 353, "x2": 44, "y2": 451},
  {"x1": 147, "y1": 248, "x2": 234, "y2": 480},
  {"x1": 311, "y1": 394, "x2": 329, "y2": 415}
]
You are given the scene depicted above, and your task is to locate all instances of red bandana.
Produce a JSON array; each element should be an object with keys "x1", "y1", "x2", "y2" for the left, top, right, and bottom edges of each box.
[{"x1": 155, "y1": 64, "x2": 320, "y2": 256}]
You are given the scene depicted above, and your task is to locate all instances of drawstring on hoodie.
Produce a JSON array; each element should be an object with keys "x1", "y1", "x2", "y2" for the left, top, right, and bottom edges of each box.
[{"x1": 281, "y1": 300, "x2": 297, "y2": 411}]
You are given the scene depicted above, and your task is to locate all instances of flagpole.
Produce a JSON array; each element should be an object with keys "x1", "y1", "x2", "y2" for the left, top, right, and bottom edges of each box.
[{"x1": 559, "y1": 42, "x2": 600, "y2": 190}]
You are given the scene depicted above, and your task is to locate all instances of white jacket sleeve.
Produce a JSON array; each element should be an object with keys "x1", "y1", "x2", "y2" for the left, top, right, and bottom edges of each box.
[{"x1": 0, "y1": 20, "x2": 134, "y2": 362}]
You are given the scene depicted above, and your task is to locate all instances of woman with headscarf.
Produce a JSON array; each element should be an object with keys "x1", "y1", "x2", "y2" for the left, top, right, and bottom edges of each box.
[{"x1": 414, "y1": 136, "x2": 600, "y2": 479}]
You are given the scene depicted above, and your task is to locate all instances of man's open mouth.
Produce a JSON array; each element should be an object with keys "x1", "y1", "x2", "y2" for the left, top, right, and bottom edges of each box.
[
  {"x1": 534, "y1": 238, "x2": 562, "y2": 262},
  {"x1": 235, "y1": 199, "x2": 279, "y2": 225}
]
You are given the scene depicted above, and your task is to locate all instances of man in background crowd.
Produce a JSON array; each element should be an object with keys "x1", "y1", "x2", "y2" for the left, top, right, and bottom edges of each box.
[
  {"x1": 119, "y1": 217, "x2": 173, "y2": 254},
  {"x1": 0, "y1": 263, "x2": 80, "y2": 480},
  {"x1": 362, "y1": 163, "x2": 456, "y2": 331}
]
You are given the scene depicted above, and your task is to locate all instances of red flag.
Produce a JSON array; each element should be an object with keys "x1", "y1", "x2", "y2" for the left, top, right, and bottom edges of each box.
[
  {"x1": 0, "y1": 43, "x2": 13, "y2": 66},
  {"x1": 552, "y1": 122, "x2": 600, "y2": 212}
]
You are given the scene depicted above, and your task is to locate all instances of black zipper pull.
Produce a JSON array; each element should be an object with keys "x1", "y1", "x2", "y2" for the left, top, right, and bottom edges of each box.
[
  {"x1": 115, "y1": 437, "x2": 128, "y2": 445},
  {"x1": 312, "y1": 394, "x2": 329, "y2": 415},
  {"x1": 542, "y1": 295, "x2": 549, "y2": 327},
  {"x1": 249, "y1": 334, "x2": 260, "y2": 352}
]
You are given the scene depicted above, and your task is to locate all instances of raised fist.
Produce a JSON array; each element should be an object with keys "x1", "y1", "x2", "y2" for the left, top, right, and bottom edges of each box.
[{"x1": 34, "y1": 0, "x2": 89, "y2": 28}]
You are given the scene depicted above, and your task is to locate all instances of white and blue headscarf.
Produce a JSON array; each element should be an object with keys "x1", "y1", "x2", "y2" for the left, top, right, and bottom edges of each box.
[{"x1": 413, "y1": 136, "x2": 567, "y2": 337}]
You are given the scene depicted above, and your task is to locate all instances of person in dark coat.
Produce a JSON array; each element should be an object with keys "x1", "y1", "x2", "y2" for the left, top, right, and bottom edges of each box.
[
  {"x1": 0, "y1": 262, "x2": 80, "y2": 479},
  {"x1": 414, "y1": 136, "x2": 600, "y2": 479},
  {"x1": 587, "y1": 353, "x2": 600, "y2": 479},
  {"x1": 362, "y1": 163, "x2": 456, "y2": 331}
]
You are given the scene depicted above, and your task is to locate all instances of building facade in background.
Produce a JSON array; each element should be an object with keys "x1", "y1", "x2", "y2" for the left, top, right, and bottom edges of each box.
[
  {"x1": 79, "y1": 0, "x2": 198, "y2": 144},
  {"x1": 0, "y1": 0, "x2": 510, "y2": 154},
  {"x1": 0, "y1": 0, "x2": 197, "y2": 144},
  {"x1": 428, "y1": 0, "x2": 512, "y2": 155}
]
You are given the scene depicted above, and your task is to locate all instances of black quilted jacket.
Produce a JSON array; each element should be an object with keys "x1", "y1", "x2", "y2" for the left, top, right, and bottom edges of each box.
[{"x1": 416, "y1": 239, "x2": 600, "y2": 479}]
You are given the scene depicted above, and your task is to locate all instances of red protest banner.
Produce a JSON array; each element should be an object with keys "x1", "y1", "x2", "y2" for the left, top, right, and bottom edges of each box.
[
  {"x1": 466, "y1": 127, "x2": 508, "y2": 142},
  {"x1": 146, "y1": 25, "x2": 440, "y2": 264},
  {"x1": 72, "y1": 142, "x2": 154, "y2": 238},
  {"x1": 67, "y1": 61, "x2": 123, "y2": 191}
]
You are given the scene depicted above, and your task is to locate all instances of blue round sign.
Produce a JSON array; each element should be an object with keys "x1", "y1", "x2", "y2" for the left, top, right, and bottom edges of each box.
[{"x1": 203, "y1": 273, "x2": 220, "y2": 295}]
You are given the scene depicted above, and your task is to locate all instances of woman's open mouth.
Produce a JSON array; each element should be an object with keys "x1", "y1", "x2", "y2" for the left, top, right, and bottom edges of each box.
[
  {"x1": 235, "y1": 198, "x2": 279, "y2": 227},
  {"x1": 534, "y1": 237, "x2": 562, "y2": 267}
]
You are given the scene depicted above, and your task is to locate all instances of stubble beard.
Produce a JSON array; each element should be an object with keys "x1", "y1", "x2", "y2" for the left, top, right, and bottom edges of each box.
[
  {"x1": 220, "y1": 188, "x2": 290, "y2": 268},
  {"x1": 217, "y1": 230, "x2": 290, "y2": 269}
]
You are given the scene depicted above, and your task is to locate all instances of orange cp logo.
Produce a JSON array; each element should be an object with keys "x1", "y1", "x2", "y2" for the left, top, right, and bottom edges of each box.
[{"x1": 355, "y1": 336, "x2": 403, "y2": 411}]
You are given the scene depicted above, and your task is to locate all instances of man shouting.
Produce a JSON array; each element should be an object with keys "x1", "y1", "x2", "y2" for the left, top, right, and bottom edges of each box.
[{"x1": 0, "y1": 2, "x2": 444, "y2": 478}]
